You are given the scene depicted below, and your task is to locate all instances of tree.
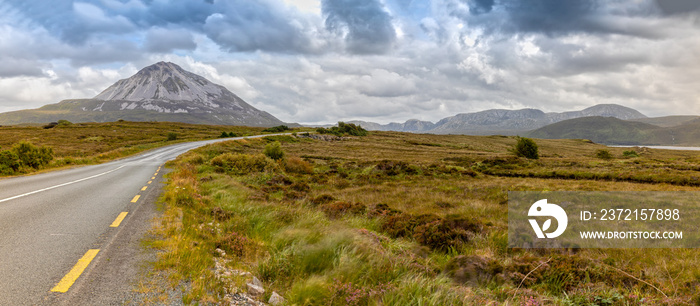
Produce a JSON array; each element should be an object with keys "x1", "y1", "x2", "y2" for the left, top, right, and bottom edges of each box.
[{"x1": 513, "y1": 137, "x2": 539, "y2": 159}]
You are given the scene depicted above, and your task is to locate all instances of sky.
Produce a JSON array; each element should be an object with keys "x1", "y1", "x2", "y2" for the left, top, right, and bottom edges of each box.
[{"x1": 0, "y1": 0, "x2": 698, "y2": 124}]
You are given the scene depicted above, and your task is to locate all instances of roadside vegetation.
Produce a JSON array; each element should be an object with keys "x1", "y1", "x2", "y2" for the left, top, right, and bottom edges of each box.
[
  {"x1": 151, "y1": 131, "x2": 700, "y2": 305},
  {"x1": 0, "y1": 121, "x2": 270, "y2": 177}
]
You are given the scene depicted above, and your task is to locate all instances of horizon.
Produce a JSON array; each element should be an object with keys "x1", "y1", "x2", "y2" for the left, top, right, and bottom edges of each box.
[{"x1": 0, "y1": 0, "x2": 699, "y2": 125}]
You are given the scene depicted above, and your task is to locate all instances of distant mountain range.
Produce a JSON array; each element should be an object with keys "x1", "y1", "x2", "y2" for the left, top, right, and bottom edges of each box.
[
  {"x1": 347, "y1": 104, "x2": 647, "y2": 135},
  {"x1": 527, "y1": 116, "x2": 700, "y2": 146},
  {"x1": 0, "y1": 62, "x2": 285, "y2": 127}
]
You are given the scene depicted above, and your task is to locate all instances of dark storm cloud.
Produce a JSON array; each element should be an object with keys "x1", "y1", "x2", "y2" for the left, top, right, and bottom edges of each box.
[
  {"x1": 467, "y1": 0, "x2": 494, "y2": 15},
  {"x1": 323, "y1": 0, "x2": 397, "y2": 54},
  {"x1": 4, "y1": 0, "x2": 316, "y2": 54},
  {"x1": 654, "y1": 0, "x2": 700, "y2": 15},
  {"x1": 458, "y1": 0, "x2": 664, "y2": 37},
  {"x1": 500, "y1": 0, "x2": 599, "y2": 34},
  {"x1": 202, "y1": 1, "x2": 316, "y2": 53}
]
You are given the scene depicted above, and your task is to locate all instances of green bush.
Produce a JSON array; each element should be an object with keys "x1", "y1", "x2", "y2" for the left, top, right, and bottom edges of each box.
[
  {"x1": 210, "y1": 153, "x2": 279, "y2": 175},
  {"x1": 264, "y1": 141, "x2": 285, "y2": 160},
  {"x1": 0, "y1": 150, "x2": 20, "y2": 174},
  {"x1": 263, "y1": 125, "x2": 291, "y2": 133},
  {"x1": 622, "y1": 150, "x2": 639, "y2": 158},
  {"x1": 219, "y1": 131, "x2": 229, "y2": 138},
  {"x1": 12, "y1": 141, "x2": 54, "y2": 169},
  {"x1": 316, "y1": 122, "x2": 368, "y2": 137},
  {"x1": 57, "y1": 119, "x2": 73, "y2": 126},
  {"x1": 596, "y1": 149, "x2": 613, "y2": 160},
  {"x1": 513, "y1": 137, "x2": 539, "y2": 159},
  {"x1": 167, "y1": 132, "x2": 178, "y2": 141}
]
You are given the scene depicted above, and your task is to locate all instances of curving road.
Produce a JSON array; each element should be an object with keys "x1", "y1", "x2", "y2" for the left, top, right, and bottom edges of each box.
[{"x1": 0, "y1": 135, "x2": 274, "y2": 305}]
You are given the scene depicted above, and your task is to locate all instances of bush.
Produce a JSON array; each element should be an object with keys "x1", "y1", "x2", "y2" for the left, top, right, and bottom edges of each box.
[
  {"x1": 622, "y1": 150, "x2": 639, "y2": 158},
  {"x1": 57, "y1": 119, "x2": 73, "y2": 126},
  {"x1": 11, "y1": 141, "x2": 53, "y2": 169},
  {"x1": 513, "y1": 137, "x2": 539, "y2": 159},
  {"x1": 595, "y1": 149, "x2": 613, "y2": 160},
  {"x1": 210, "y1": 153, "x2": 279, "y2": 175},
  {"x1": 219, "y1": 131, "x2": 229, "y2": 138},
  {"x1": 316, "y1": 122, "x2": 368, "y2": 136},
  {"x1": 263, "y1": 125, "x2": 291, "y2": 133},
  {"x1": 0, "y1": 150, "x2": 20, "y2": 174},
  {"x1": 264, "y1": 141, "x2": 285, "y2": 160},
  {"x1": 215, "y1": 231, "x2": 252, "y2": 257},
  {"x1": 167, "y1": 132, "x2": 178, "y2": 141},
  {"x1": 285, "y1": 156, "x2": 314, "y2": 174}
]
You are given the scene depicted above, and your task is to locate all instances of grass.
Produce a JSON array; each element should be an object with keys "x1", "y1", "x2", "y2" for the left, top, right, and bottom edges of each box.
[
  {"x1": 152, "y1": 131, "x2": 700, "y2": 305},
  {"x1": 0, "y1": 121, "x2": 311, "y2": 177}
]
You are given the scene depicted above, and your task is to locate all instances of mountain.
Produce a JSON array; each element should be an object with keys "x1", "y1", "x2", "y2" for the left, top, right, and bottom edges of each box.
[
  {"x1": 0, "y1": 62, "x2": 285, "y2": 127},
  {"x1": 348, "y1": 104, "x2": 647, "y2": 135},
  {"x1": 628, "y1": 116, "x2": 700, "y2": 128},
  {"x1": 527, "y1": 116, "x2": 700, "y2": 146}
]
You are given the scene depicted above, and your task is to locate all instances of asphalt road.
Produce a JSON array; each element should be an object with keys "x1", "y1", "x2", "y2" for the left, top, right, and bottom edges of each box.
[{"x1": 0, "y1": 135, "x2": 272, "y2": 305}]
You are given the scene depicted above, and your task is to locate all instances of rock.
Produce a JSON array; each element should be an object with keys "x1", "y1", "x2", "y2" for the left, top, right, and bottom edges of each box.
[
  {"x1": 251, "y1": 276, "x2": 263, "y2": 287},
  {"x1": 246, "y1": 283, "x2": 264, "y2": 298},
  {"x1": 269, "y1": 291, "x2": 285, "y2": 305}
]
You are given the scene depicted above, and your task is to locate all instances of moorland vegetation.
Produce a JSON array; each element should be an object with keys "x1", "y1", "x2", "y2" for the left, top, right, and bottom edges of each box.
[{"x1": 148, "y1": 131, "x2": 700, "y2": 305}]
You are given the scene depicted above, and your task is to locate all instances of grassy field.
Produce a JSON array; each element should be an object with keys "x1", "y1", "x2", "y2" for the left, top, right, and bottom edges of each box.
[
  {"x1": 0, "y1": 121, "x2": 271, "y2": 176},
  {"x1": 149, "y1": 131, "x2": 700, "y2": 305}
]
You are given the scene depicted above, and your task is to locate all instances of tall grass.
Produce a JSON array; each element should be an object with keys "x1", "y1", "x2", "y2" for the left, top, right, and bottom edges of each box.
[{"x1": 151, "y1": 132, "x2": 700, "y2": 304}]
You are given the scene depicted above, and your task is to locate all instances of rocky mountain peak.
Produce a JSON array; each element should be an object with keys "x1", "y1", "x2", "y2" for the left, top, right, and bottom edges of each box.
[{"x1": 94, "y1": 61, "x2": 225, "y2": 105}]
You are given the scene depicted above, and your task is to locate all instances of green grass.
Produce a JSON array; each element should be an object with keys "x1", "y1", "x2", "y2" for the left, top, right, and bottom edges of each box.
[
  {"x1": 151, "y1": 132, "x2": 700, "y2": 305},
  {"x1": 0, "y1": 121, "x2": 268, "y2": 177}
]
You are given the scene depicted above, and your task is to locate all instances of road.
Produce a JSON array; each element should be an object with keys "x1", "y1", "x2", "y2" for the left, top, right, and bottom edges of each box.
[{"x1": 0, "y1": 135, "x2": 271, "y2": 305}]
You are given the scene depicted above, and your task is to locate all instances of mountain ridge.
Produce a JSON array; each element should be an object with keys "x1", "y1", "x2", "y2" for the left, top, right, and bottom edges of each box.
[{"x1": 345, "y1": 104, "x2": 647, "y2": 135}]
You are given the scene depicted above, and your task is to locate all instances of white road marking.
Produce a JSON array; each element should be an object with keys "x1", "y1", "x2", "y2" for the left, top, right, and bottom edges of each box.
[{"x1": 0, "y1": 165, "x2": 127, "y2": 204}]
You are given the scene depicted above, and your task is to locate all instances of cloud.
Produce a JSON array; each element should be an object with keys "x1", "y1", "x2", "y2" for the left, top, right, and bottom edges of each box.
[
  {"x1": 145, "y1": 27, "x2": 197, "y2": 53},
  {"x1": 202, "y1": 1, "x2": 317, "y2": 53},
  {"x1": 323, "y1": 0, "x2": 397, "y2": 54}
]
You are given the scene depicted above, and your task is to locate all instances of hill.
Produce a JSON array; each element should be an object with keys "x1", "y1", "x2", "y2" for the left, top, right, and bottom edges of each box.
[
  {"x1": 0, "y1": 62, "x2": 285, "y2": 127},
  {"x1": 628, "y1": 115, "x2": 700, "y2": 127},
  {"x1": 527, "y1": 116, "x2": 700, "y2": 145},
  {"x1": 346, "y1": 104, "x2": 647, "y2": 135}
]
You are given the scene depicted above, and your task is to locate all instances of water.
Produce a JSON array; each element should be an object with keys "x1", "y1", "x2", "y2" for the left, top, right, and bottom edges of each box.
[{"x1": 609, "y1": 145, "x2": 700, "y2": 151}]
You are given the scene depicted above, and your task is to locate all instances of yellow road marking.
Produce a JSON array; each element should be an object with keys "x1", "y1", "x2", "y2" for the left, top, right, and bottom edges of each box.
[
  {"x1": 151, "y1": 177, "x2": 155, "y2": 180},
  {"x1": 131, "y1": 195, "x2": 140, "y2": 203},
  {"x1": 50, "y1": 249, "x2": 100, "y2": 293},
  {"x1": 147, "y1": 181, "x2": 152, "y2": 184},
  {"x1": 110, "y1": 212, "x2": 128, "y2": 227},
  {"x1": 154, "y1": 172, "x2": 158, "y2": 176},
  {"x1": 141, "y1": 186, "x2": 147, "y2": 191}
]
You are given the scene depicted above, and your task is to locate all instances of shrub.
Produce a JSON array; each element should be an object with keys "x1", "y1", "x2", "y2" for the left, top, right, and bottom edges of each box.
[
  {"x1": 622, "y1": 150, "x2": 639, "y2": 158},
  {"x1": 310, "y1": 194, "x2": 336, "y2": 206},
  {"x1": 57, "y1": 119, "x2": 73, "y2": 126},
  {"x1": 595, "y1": 149, "x2": 613, "y2": 160},
  {"x1": 229, "y1": 132, "x2": 238, "y2": 137},
  {"x1": 262, "y1": 125, "x2": 291, "y2": 133},
  {"x1": 513, "y1": 137, "x2": 539, "y2": 159},
  {"x1": 210, "y1": 153, "x2": 279, "y2": 175},
  {"x1": 219, "y1": 131, "x2": 229, "y2": 138},
  {"x1": 316, "y1": 122, "x2": 368, "y2": 136},
  {"x1": 0, "y1": 150, "x2": 20, "y2": 174},
  {"x1": 264, "y1": 141, "x2": 285, "y2": 160},
  {"x1": 285, "y1": 156, "x2": 314, "y2": 174},
  {"x1": 43, "y1": 122, "x2": 58, "y2": 129},
  {"x1": 12, "y1": 141, "x2": 53, "y2": 169},
  {"x1": 167, "y1": 132, "x2": 178, "y2": 141}
]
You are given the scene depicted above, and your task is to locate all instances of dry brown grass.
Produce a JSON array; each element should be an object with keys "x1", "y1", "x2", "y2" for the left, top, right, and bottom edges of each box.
[{"x1": 152, "y1": 131, "x2": 700, "y2": 305}]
